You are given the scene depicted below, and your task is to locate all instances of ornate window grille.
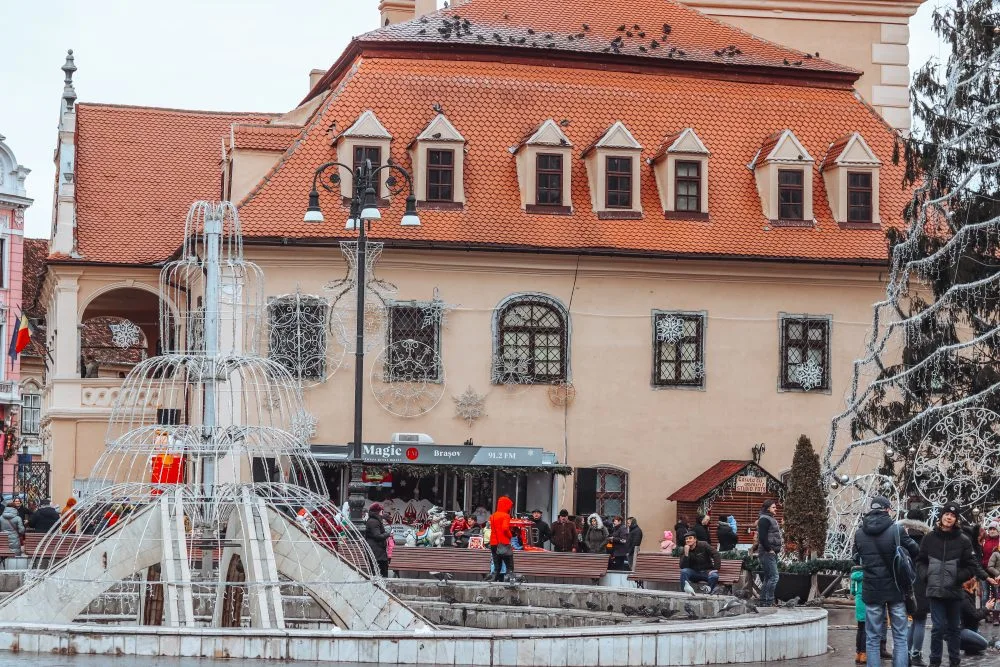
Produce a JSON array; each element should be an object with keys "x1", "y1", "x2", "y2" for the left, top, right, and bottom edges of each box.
[
  {"x1": 779, "y1": 315, "x2": 831, "y2": 391},
  {"x1": 21, "y1": 393, "x2": 41, "y2": 436},
  {"x1": 494, "y1": 295, "x2": 568, "y2": 384},
  {"x1": 267, "y1": 295, "x2": 328, "y2": 381},
  {"x1": 386, "y1": 302, "x2": 442, "y2": 382},
  {"x1": 652, "y1": 311, "x2": 706, "y2": 388}
]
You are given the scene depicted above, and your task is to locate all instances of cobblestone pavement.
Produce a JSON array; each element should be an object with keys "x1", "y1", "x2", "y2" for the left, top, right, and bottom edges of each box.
[{"x1": 0, "y1": 608, "x2": 997, "y2": 666}]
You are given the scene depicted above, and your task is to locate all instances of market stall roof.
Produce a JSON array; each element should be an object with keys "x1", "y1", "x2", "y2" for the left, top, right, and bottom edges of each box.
[{"x1": 667, "y1": 459, "x2": 783, "y2": 502}]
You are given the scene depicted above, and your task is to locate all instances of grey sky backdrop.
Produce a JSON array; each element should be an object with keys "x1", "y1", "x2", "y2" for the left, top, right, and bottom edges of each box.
[{"x1": 1, "y1": 0, "x2": 949, "y2": 240}]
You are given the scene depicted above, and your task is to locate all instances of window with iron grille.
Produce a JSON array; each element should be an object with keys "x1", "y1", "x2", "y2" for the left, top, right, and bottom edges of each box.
[
  {"x1": 779, "y1": 315, "x2": 830, "y2": 391},
  {"x1": 605, "y1": 156, "x2": 632, "y2": 209},
  {"x1": 652, "y1": 311, "x2": 705, "y2": 388},
  {"x1": 778, "y1": 169, "x2": 805, "y2": 220},
  {"x1": 494, "y1": 295, "x2": 568, "y2": 384},
  {"x1": 427, "y1": 149, "x2": 455, "y2": 202},
  {"x1": 267, "y1": 296, "x2": 328, "y2": 380},
  {"x1": 536, "y1": 153, "x2": 563, "y2": 206},
  {"x1": 575, "y1": 467, "x2": 628, "y2": 518},
  {"x1": 352, "y1": 145, "x2": 382, "y2": 178},
  {"x1": 21, "y1": 393, "x2": 40, "y2": 436},
  {"x1": 675, "y1": 161, "x2": 701, "y2": 212},
  {"x1": 847, "y1": 171, "x2": 873, "y2": 223},
  {"x1": 386, "y1": 302, "x2": 442, "y2": 381}
]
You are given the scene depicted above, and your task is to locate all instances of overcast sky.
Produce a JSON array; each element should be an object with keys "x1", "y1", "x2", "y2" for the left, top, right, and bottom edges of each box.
[{"x1": 1, "y1": 0, "x2": 948, "y2": 239}]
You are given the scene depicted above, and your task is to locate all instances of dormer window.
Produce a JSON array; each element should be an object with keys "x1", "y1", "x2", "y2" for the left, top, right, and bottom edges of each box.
[
  {"x1": 748, "y1": 130, "x2": 815, "y2": 227},
  {"x1": 651, "y1": 129, "x2": 709, "y2": 220},
  {"x1": 335, "y1": 110, "x2": 392, "y2": 201},
  {"x1": 606, "y1": 157, "x2": 633, "y2": 208},
  {"x1": 820, "y1": 133, "x2": 881, "y2": 228},
  {"x1": 427, "y1": 149, "x2": 455, "y2": 202},
  {"x1": 582, "y1": 122, "x2": 642, "y2": 219},
  {"x1": 535, "y1": 154, "x2": 563, "y2": 206},
  {"x1": 513, "y1": 120, "x2": 573, "y2": 214},
  {"x1": 778, "y1": 169, "x2": 804, "y2": 220},
  {"x1": 410, "y1": 114, "x2": 466, "y2": 209}
]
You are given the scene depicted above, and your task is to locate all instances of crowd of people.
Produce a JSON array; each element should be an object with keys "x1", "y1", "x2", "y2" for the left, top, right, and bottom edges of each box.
[{"x1": 852, "y1": 496, "x2": 1000, "y2": 667}]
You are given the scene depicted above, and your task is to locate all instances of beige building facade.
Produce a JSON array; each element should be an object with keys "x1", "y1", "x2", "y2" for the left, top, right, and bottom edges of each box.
[{"x1": 29, "y1": 0, "x2": 921, "y2": 537}]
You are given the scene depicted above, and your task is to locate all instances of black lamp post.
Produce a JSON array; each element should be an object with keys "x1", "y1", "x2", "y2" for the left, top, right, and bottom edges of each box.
[{"x1": 304, "y1": 159, "x2": 419, "y2": 524}]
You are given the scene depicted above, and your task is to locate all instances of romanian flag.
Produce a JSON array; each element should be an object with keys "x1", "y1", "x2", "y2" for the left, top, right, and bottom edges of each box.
[{"x1": 7, "y1": 314, "x2": 30, "y2": 368}]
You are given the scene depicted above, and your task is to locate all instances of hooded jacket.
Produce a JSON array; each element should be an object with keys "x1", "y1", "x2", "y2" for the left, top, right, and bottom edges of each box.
[
  {"x1": 726, "y1": 515, "x2": 738, "y2": 535},
  {"x1": 660, "y1": 531, "x2": 675, "y2": 554},
  {"x1": 717, "y1": 519, "x2": 737, "y2": 551},
  {"x1": 364, "y1": 511, "x2": 390, "y2": 562},
  {"x1": 899, "y1": 518, "x2": 932, "y2": 616},
  {"x1": 27, "y1": 504, "x2": 60, "y2": 534},
  {"x1": 917, "y1": 524, "x2": 978, "y2": 600},
  {"x1": 0, "y1": 506, "x2": 25, "y2": 554},
  {"x1": 583, "y1": 514, "x2": 608, "y2": 554},
  {"x1": 693, "y1": 516, "x2": 711, "y2": 543},
  {"x1": 988, "y1": 548, "x2": 1000, "y2": 578},
  {"x1": 489, "y1": 496, "x2": 513, "y2": 547},
  {"x1": 981, "y1": 532, "x2": 1000, "y2": 570},
  {"x1": 852, "y1": 510, "x2": 919, "y2": 605}
]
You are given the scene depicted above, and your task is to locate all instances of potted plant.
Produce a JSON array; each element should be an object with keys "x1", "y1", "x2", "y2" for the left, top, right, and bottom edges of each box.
[{"x1": 781, "y1": 435, "x2": 829, "y2": 600}]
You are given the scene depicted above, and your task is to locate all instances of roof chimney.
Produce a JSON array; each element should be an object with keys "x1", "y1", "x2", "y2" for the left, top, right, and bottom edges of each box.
[
  {"x1": 379, "y1": 0, "x2": 416, "y2": 27},
  {"x1": 309, "y1": 69, "x2": 325, "y2": 91}
]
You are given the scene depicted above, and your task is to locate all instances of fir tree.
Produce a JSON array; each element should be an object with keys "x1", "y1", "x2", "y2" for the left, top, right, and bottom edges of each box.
[
  {"x1": 784, "y1": 435, "x2": 827, "y2": 559},
  {"x1": 824, "y1": 0, "x2": 1000, "y2": 510}
]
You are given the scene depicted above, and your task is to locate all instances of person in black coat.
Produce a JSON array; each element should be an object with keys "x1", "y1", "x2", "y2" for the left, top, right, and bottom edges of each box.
[
  {"x1": 626, "y1": 516, "x2": 643, "y2": 565},
  {"x1": 852, "y1": 495, "x2": 918, "y2": 666},
  {"x1": 916, "y1": 502, "x2": 993, "y2": 667},
  {"x1": 680, "y1": 531, "x2": 722, "y2": 592},
  {"x1": 364, "y1": 502, "x2": 391, "y2": 578},
  {"x1": 529, "y1": 509, "x2": 551, "y2": 549},
  {"x1": 608, "y1": 516, "x2": 630, "y2": 571},
  {"x1": 26, "y1": 499, "x2": 60, "y2": 533},
  {"x1": 717, "y1": 517, "x2": 737, "y2": 552},
  {"x1": 693, "y1": 513, "x2": 711, "y2": 543},
  {"x1": 959, "y1": 579, "x2": 989, "y2": 656}
]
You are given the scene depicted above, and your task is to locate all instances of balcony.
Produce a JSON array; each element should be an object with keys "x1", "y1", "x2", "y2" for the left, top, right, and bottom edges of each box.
[{"x1": 0, "y1": 381, "x2": 20, "y2": 405}]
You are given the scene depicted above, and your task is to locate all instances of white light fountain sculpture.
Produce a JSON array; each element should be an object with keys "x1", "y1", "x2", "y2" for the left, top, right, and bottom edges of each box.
[{"x1": 0, "y1": 202, "x2": 429, "y2": 631}]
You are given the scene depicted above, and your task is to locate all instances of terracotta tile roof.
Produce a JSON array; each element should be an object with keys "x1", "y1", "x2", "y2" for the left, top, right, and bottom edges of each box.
[
  {"x1": 819, "y1": 134, "x2": 854, "y2": 171},
  {"x1": 667, "y1": 460, "x2": 752, "y2": 502},
  {"x1": 237, "y1": 57, "x2": 904, "y2": 263},
  {"x1": 21, "y1": 238, "x2": 48, "y2": 318},
  {"x1": 73, "y1": 104, "x2": 275, "y2": 264},
  {"x1": 231, "y1": 124, "x2": 302, "y2": 152},
  {"x1": 356, "y1": 0, "x2": 855, "y2": 77}
]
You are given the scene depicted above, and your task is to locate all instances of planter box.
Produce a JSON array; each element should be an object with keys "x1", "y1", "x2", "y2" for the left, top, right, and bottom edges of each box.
[{"x1": 775, "y1": 572, "x2": 811, "y2": 602}]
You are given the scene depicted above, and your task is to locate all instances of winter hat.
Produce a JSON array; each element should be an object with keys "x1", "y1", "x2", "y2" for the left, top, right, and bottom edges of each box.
[
  {"x1": 941, "y1": 502, "x2": 960, "y2": 518},
  {"x1": 368, "y1": 502, "x2": 384, "y2": 513},
  {"x1": 988, "y1": 521, "x2": 999, "y2": 530},
  {"x1": 683, "y1": 531, "x2": 697, "y2": 539},
  {"x1": 663, "y1": 530, "x2": 673, "y2": 540},
  {"x1": 869, "y1": 496, "x2": 891, "y2": 511}
]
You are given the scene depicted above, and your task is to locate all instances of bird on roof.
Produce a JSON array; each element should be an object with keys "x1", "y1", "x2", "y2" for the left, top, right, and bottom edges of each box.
[
  {"x1": 527, "y1": 28, "x2": 535, "y2": 34},
  {"x1": 559, "y1": 119, "x2": 570, "y2": 127},
  {"x1": 582, "y1": 23, "x2": 590, "y2": 31},
  {"x1": 804, "y1": 53, "x2": 813, "y2": 58},
  {"x1": 633, "y1": 24, "x2": 641, "y2": 30},
  {"x1": 793, "y1": 60, "x2": 803, "y2": 66},
  {"x1": 650, "y1": 40, "x2": 659, "y2": 48},
  {"x1": 638, "y1": 31, "x2": 645, "y2": 37},
  {"x1": 432, "y1": 133, "x2": 442, "y2": 139},
  {"x1": 783, "y1": 58, "x2": 790, "y2": 65},
  {"x1": 420, "y1": 16, "x2": 428, "y2": 23},
  {"x1": 493, "y1": 33, "x2": 502, "y2": 41},
  {"x1": 477, "y1": 34, "x2": 484, "y2": 41},
  {"x1": 567, "y1": 35, "x2": 574, "y2": 41},
  {"x1": 663, "y1": 23, "x2": 672, "y2": 34},
  {"x1": 626, "y1": 31, "x2": 633, "y2": 37},
  {"x1": 517, "y1": 37, "x2": 526, "y2": 44},
  {"x1": 418, "y1": 28, "x2": 427, "y2": 34},
  {"x1": 617, "y1": 24, "x2": 626, "y2": 31},
  {"x1": 639, "y1": 46, "x2": 647, "y2": 52}
]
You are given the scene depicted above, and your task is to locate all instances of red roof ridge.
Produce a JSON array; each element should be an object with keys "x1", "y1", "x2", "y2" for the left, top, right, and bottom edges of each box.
[{"x1": 76, "y1": 101, "x2": 281, "y2": 119}]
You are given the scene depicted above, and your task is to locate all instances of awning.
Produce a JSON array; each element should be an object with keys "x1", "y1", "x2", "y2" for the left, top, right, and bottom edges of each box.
[{"x1": 310, "y1": 443, "x2": 571, "y2": 474}]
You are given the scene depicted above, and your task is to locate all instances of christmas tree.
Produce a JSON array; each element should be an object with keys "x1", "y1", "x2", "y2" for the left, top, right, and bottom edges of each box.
[
  {"x1": 784, "y1": 435, "x2": 828, "y2": 559},
  {"x1": 823, "y1": 1, "x2": 1000, "y2": 519}
]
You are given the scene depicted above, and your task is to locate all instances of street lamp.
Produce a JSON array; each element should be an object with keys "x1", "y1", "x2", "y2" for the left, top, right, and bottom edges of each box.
[{"x1": 304, "y1": 158, "x2": 419, "y2": 524}]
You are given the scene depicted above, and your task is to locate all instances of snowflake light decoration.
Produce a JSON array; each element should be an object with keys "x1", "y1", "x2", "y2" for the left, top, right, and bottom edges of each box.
[
  {"x1": 794, "y1": 359, "x2": 824, "y2": 391},
  {"x1": 291, "y1": 410, "x2": 318, "y2": 442},
  {"x1": 912, "y1": 407, "x2": 1000, "y2": 506},
  {"x1": 371, "y1": 339, "x2": 445, "y2": 418},
  {"x1": 490, "y1": 353, "x2": 531, "y2": 386},
  {"x1": 547, "y1": 381, "x2": 576, "y2": 407},
  {"x1": 825, "y1": 473, "x2": 901, "y2": 559},
  {"x1": 421, "y1": 287, "x2": 458, "y2": 329},
  {"x1": 109, "y1": 320, "x2": 142, "y2": 349},
  {"x1": 656, "y1": 316, "x2": 685, "y2": 344},
  {"x1": 453, "y1": 386, "x2": 486, "y2": 426}
]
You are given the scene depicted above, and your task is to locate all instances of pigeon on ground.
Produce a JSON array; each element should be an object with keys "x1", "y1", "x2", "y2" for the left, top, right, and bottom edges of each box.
[
  {"x1": 744, "y1": 600, "x2": 759, "y2": 614},
  {"x1": 659, "y1": 607, "x2": 678, "y2": 619},
  {"x1": 430, "y1": 571, "x2": 453, "y2": 583},
  {"x1": 733, "y1": 587, "x2": 752, "y2": 600},
  {"x1": 782, "y1": 597, "x2": 800, "y2": 608},
  {"x1": 441, "y1": 594, "x2": 458, "y2": 605},
  {"x1": 559, "y1": 598, "x2": 575, "y2": 609},
  {"x1": 683, "y1": 602, "x2": 700, "y2": 620},
  {"x1": 474, "y1": 595, "x2": 485, "y2": 604},
  {"x1": 621, "y1": 604, "x2": 638, "y2": 616},
  {"x1": 804, "y1": 597, "x2": 824, "y2": 607},
  {"x1": 718, "y1": 598, "x2": 743, "y2": 614},
  {"x1": 488, "y1": 595, "x2": 503, "y2": 604},
  {"x1": 585, "y1": 600, "x2": 600, "y2": 611},
  {"x1": 683, "y1": 580, "x2": 697, "y2": 596}
]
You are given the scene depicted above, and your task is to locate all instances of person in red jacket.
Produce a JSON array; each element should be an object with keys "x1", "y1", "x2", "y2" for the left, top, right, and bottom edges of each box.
[{"x1": 488, "y1": 496, "x2": 516, "y2": 582}]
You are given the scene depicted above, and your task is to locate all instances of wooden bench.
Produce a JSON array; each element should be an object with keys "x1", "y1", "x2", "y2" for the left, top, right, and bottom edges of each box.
[
  {"x1": 0, "y1": 532, "x2": 95, "y2": 566},
  {"x1": 390, "y1": 546, "x2": 609, "y2": 581},
  {"x1": 628, "y1": 552, "x2": 743, "y2": 591}
]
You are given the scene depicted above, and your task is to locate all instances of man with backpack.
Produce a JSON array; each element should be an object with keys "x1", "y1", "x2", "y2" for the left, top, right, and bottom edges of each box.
[{"x1": 853, "y1": 495, "x2": 919, "y2": 667}]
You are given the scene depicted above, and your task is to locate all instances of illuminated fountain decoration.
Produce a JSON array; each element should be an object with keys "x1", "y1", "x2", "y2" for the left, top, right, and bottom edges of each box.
[
  {"x1": 0, "y1": 202, "x2": 429, "y2": 631},
  {"x1": 825, "y1": 473, "x2": 901, "y2": 560}
]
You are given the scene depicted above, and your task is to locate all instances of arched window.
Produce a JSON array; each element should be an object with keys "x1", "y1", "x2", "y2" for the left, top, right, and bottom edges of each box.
[{"x1": 493, "y1": 294, "x2": 568, "y2": 384}]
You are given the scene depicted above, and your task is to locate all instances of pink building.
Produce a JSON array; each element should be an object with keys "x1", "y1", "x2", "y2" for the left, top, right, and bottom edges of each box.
[{"x1": 0, "y1": 133, "x2": 33, "y2": 495}]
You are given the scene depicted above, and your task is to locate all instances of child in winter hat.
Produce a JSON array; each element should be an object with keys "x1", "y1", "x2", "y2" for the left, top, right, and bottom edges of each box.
[{"x1": 660, "y1": 530, "x2": 675, "y2": 553}]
